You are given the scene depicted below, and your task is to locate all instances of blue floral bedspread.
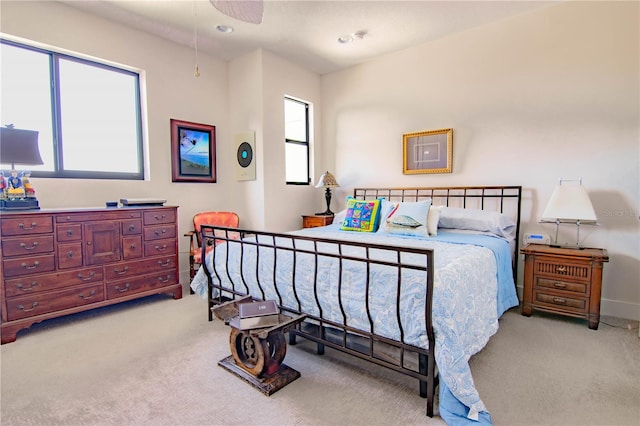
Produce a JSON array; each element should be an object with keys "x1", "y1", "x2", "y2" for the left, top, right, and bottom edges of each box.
[{"x1": 190, "y1": 224, "x2": 519, "y2": 422}]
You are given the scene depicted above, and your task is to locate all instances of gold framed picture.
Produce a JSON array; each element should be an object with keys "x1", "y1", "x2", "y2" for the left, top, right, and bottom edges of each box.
[{"x1": 403, "y1": 128, "x2": 453, "y2": 174}]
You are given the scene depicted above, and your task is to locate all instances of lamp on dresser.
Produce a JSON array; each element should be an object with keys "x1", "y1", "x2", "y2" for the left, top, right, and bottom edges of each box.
[
  {"x1": 0, "y1": 125, "x2": 43, "y2": 210},
  {"x1": 315, "y1": 171, "x2": 340, "y2": 216},
  {"x1": 540, "y1": 178, "x2": 598, "y2": 249}
]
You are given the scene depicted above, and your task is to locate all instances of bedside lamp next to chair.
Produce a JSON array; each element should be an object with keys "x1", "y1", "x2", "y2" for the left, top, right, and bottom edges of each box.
[{"x1": 315, "y1": 171, "x2": 340, "y2": 216}]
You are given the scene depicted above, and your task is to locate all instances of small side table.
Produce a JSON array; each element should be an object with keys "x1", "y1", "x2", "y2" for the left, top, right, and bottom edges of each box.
[
  {"x1": 302, "y1": 214, "x2": 333, "y2": 228},
  {"x1": 521, "y1": 244, "x2": 609, "y2": 330},
  {"x1": 212, "y1": 296, "x2": 306, "y2": 395}
]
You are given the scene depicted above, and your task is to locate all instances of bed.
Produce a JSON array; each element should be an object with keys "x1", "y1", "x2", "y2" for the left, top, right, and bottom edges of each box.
[{"x1": 190, "y1": 186, "x2": 522, "y2": 422}]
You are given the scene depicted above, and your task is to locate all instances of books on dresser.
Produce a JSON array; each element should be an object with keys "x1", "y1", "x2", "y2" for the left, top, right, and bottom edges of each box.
[{"x1": 232, "y1": 300, "x2": 280, "y2": 330}]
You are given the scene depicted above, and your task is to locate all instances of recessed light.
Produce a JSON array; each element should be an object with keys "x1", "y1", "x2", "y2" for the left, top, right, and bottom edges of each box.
[
  {"x1": 216, "y1": 24, "x2": 234, "y2": 33},
  {"x1": 337, "y1": 30, "x2": 367, "y2": 44}
]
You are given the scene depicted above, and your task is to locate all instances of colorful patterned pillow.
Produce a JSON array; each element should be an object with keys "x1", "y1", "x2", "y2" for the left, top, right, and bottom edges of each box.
[
  {"x1": 378, "y1": 200, "x2": 432, "y2": 237},
  {"x1": 340, "y1": 197, "x2": 382, "y2": 232}
]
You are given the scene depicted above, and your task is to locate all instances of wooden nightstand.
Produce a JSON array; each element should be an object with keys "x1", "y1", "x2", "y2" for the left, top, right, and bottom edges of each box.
[
  {"x1": 521, "y1": 244, "x2": 609, "y2": 330},
  {"x1": 302, "y1": 214, "x2": 333, "y2": 229}
]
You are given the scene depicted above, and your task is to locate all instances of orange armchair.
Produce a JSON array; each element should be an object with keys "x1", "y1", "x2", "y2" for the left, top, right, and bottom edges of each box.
[{"x1": 185, "y1": 211, "x2": 240, "y2": 293}]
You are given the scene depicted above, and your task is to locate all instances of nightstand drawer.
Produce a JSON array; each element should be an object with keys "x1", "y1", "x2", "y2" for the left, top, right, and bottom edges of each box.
[
  {"x1": 302, "y1": 215, "x2": 333, "y2": 228},
  {"x1": 534, "y1": 258, "x2": 591, "y2": 282},
  {"x1": 536, "y1": 277, "x2": 588, "y2": 295},
  {"x1": 534, "y1": 290, "x2": 587, "y2": 313}
]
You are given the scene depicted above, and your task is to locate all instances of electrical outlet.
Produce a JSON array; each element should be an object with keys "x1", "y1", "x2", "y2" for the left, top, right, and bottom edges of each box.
[{"x1": 523, "y1": 232, "x2": 551, "y2": 245}]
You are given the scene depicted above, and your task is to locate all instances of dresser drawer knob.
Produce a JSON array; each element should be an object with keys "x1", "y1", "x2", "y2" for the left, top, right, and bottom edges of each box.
[
  {"x1": 16, "y1": 281, "x2": 38, "y2": 291},
  {"x1": 77, "y1": 271, "x2": 95, "y2": 281},
  {"x1": 553, "y1": 282, "x2": 567, "y2": 289},
  {"x1": 157, "y1": 259, "x2": 171, "y2": 267},
  {"x1": 66, "y1": 251, "x2": 74, "y2": 258},
  {"x1": 154, "y1": 229, "x2": 167, "y2": 236},
  {"x1": 129, "y1": 225, "x2": 136, "y2": 232},
  {"x1": 157, "y1": 275, "x2": 171, "y2": 283},
  {"x1": 67, "y1": 230, "x2": 74, "y2": 237},
  {"x1": 113, "y1": 266, "x2": 129, "y2": 275},
  {"x1": 115, "y1": 283, "x2": 131, "y2": 293},
  {"x1": 18, "y1": 222, "x2": 38, "y2": 230},
  {"x1": 154, "y1": 214, "x2": 167, "y2": 221},
  {"x1": 129, "y1": 243, "x2": 137, "y2": 250},
  {"x1": 78, "y1": 290, "x2": 96, "y2": 300},
  {"x1": 553, "y1": 297, "x2": 567, "y2": 304},
  {"x1": 155, "y1": 244, "x2": 168, "y2": 252},
  {"x1": 19, "y1": 242, "x2": 39, "y2": 250},
  {"x1": 17, "y1": 301, "x2": 39, "y2": 312},
  {"x1": 21, "y1": 261, "x2": 40, "y2": 270}
]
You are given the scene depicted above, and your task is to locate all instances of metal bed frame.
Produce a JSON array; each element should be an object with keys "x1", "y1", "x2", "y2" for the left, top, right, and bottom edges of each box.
[{"x1": 199, "y1": 186, "x2": 522, "y2": 418}]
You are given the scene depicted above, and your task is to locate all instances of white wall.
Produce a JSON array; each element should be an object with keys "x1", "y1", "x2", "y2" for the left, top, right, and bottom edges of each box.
[{"x1": 322, "y1": 1, "x2": 639, "y2": 320}]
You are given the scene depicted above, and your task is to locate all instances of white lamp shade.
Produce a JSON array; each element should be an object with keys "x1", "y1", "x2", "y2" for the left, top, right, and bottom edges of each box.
[
  {"x1": 315, "y1": 171, "x2": 340, "y2": 188},
  {"x1": 541, "y1": 180, "x2": 597, "y2": 223}
]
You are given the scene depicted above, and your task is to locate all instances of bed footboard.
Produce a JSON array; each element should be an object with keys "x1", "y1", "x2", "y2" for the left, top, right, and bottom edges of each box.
[{"x1": 199, "y1": 225, "x2": 437, "y2": 417}]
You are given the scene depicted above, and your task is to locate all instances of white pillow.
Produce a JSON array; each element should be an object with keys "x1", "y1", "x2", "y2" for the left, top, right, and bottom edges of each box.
[
  {"x1": 437, "y1": 206, "x2": 516, "y2": 240},
  {"x1": 332, "y1": 209, "x2": 347, "y2": 225},
  {"x1": 427, "y1": 205, "x2": 442, "y2": 236},
  {"x1": 378, "y1": 200, "x2": 432, "y2": 237}
]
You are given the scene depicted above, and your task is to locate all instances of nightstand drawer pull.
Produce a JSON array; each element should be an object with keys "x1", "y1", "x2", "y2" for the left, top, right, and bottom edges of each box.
[
  {"x1": 556, "y1": 266, "x2": 566, "y2": 273},
  {"x1": 553, "y1": 297, "x2": 567, "y2": 304},
  {"x1": 553, "y1": 281, "x2": 567, "y2": 289}
]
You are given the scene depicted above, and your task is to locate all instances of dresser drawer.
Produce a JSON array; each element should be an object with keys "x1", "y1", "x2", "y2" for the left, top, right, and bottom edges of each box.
[
  {"x1": 534, "y1": 257, "x2": 591, "y2": 282},
  {"x1": 6, "y1": 284, "x2": 104, "y2": 321},
  {"x1": 533, "y1": 290, "x2": 587, "y2": 313},
  {"x1": 2, "y1": 254, "x2": 56, "y2": 278},
  {"x1": 144, "y1": 225, "x2": 176, "y2": 241},
  {"x1": 122, "y1": 220, "x2": 142, "y2": 235},
  {"x1": 57, "y1": 224, "x2": 82, "y2": 242},
  {"x1": 4, "y1": 267, "x2": 103, "y2": 297},
  {"x1": 536, "y1": 277, "x2": 588, "y2": 295},
  {"x1": 1, "y1": 235, "x2": 55, "y2": 257},
  {"x1": 1, "y1": 215, "x2": 53, "y2": 236},
  {"x1": 143, "y1": 209, "x2": 176, "y2": 225},
  {"x1": 106, "y1": 270, "x2": 178, "y2": 299},
  {"x1": 58, "y1": 243, "x2": 83, "y2": 269},
  {"x1": 56, "y1": 210, "x2": 141, "y2": 223},
  {"x1": 104, "y1": 256, "x2": 178, "y2": 281},
  {"x1": 123, "y1": 236, "x2": 143, "y2": 259},
  {"x1": 144, "y1": 239, "x2": 177, "y2": 257}
]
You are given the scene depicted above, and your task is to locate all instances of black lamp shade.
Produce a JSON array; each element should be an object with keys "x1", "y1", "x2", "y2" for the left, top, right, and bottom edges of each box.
[{"x1": 0, "y1": 127, "x2": 43, "y2": 166}]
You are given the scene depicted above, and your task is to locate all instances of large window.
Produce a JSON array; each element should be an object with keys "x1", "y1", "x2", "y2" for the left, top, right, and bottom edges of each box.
[
  {"x1": 0, "y1": 39, "x2": 144, "y2": 179},
  {"x1": 284, "y1": 96, "x2": 310, "y2": 185}
]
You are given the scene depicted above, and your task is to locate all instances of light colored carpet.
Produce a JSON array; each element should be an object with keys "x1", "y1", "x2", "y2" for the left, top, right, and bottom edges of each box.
[{"x1": 1, "y1": 292, "x2": 638, "y2": 426}]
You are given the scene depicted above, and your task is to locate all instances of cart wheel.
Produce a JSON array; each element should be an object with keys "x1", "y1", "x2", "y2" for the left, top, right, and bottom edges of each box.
[
  {"x1": 261, "y1": 332, "x2": 287, "y2": 376},
  {"x1": 229, "y1": 328, "x2": 265, "y2": 376}
]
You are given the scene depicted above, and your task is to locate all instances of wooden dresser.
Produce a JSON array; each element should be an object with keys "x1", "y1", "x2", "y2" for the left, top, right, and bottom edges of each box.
[
  {"x1": 0, "y1": 206, "x2": 182, "y2": 343},
  {"x1": 521, "y1": 244, "x2": 608, "y2": 329}
]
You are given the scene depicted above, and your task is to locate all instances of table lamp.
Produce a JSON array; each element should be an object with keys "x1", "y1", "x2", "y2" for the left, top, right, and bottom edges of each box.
[
  {"x1": 1, "y1": 125, "x2": 43, "y2": 210},
  {"x1": 315, "y1": 171, "x2": 339, "y2": 215},
  {"x1": 540, "y1": 178, "x2": 597, "y2": 249}
]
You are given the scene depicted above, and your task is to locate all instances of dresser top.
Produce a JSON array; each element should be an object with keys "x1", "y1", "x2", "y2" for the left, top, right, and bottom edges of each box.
[{"x1": 0, "y1": 205, "x2": 177, "y2": 216}]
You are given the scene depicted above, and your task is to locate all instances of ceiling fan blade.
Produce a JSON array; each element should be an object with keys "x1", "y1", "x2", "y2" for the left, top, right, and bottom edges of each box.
[{"x1": 210, "y1": 0, "x2": 264, "y2": 24}]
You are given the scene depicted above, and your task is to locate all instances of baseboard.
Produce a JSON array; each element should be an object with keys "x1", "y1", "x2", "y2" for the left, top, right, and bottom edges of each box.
[{"x1": 600, "y1": 298, "x2": 640, "y2": 322}]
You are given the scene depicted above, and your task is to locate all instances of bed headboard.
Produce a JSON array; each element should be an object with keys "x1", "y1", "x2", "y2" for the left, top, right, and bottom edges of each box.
[{"x1": 353, "y1": 185, "x2": 523, "y2": 278}]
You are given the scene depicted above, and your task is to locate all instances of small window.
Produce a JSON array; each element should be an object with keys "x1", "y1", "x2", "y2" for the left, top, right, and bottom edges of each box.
[
  {"x1": 284, "y1": 97, "x2": 310, "y2": 184},
  {"x1": 0, "y1": 39, "x2": 144, "y2": 180}
]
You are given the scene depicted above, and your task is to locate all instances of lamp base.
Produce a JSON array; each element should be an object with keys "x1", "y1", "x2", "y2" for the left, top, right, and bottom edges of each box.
[
  {"x1": 550, "y1": 243, "x2": 585, "y2": 250},
  {"x1": 0, "y1": 198, "x2": 40, "y2": 210},
  {"x1": 314, "y1": 211, "x2": 334, "y2": 216}
]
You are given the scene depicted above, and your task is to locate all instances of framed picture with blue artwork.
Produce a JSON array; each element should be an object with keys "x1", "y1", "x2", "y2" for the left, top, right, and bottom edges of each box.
[
  {"x1": 403, "y1": 128, "x2": 453, "y2": 174},
  {"x1": 171, "y1": 119, "x2": 216, "y2": 182}
]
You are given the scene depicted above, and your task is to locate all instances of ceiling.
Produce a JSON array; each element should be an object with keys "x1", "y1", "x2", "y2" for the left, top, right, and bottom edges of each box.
[{"x1": 58, "y1": 0, "x2": 558, "y2": 75}]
